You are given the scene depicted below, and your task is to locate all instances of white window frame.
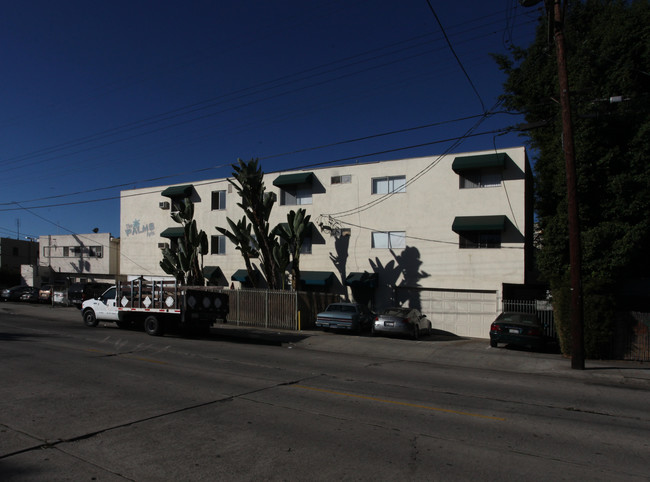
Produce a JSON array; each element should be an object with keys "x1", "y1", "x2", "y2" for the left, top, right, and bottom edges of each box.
[
  {"x1": 211, "y1": 235, "x2": 226, "y2": 255},
  {"x1": 459, "y1": 168, "x2": 502, "y2": 189},
  {"x1": 331, "y1": 175, "x2": 351, "y2": 184},
  {"x1": 372, "y1": 175, "x2": 406, "y2": 194},
  {"x1": 280, "y1": 185, "x2": 312, "y2": 205},
  {"x1": 211, "y1": 190, "x2": 226, "y2": 210},
  {"x1": 459, "y1": 232, "x2": 501, "y2": 249},
  {"x1": 371, "y1": 231, "x2": 406, "y2": 249}
]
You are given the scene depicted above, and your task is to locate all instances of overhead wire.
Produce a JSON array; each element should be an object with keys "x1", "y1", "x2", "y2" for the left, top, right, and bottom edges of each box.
[
  {"x1": 425, "y1": 0, "x2": 486, "y2": 113},
  {"x1": 0, "y1": 10, "x2": 537, "y2": 179},
  {"x1": 0, "y1": 110, "x2": 521, "y2": 207},
  {"x1": 1, "y1": 5, "x2": 538, "y2": 241},
  {"x1": 0, "y1": 122, "x2": 515, "y2": 213},
  {"x1": 13, "y1": 202, "x2": 155, "y2": 274}
]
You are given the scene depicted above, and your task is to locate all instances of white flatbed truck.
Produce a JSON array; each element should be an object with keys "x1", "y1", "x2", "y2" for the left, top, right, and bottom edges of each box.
[{"x1": 81, "y1": 278, "x2": 229, "y2": 336}]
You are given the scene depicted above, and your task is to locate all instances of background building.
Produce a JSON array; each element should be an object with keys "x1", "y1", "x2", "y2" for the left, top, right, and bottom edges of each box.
[
  {"x1": 37, "y1": 232, "x2": 120, "y2": 286},
  {"x1": 0, "y1": 237, "x2": 39, "y2": 286},
  {"x1": 120, "y1": 147, "x2": 533, "y2": 338}
]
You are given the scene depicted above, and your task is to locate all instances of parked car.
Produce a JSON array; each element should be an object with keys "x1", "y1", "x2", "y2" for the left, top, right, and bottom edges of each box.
[
  {"x1": 489, "y1": 312, "x2": 546, "y2": 350},
  {"x1": 68, "y1": 282, "x2": 113, "y2": 309},
  {"x1": 53, "y1": 289, "x2": 69, "y2": 306},
  {"x1": 19, "y1": 286, "x2": 40, "y2": 302},
  {"x1": 372, "y1": 307, "x2": 432, "y2": 339},
  {"x1": 1, "y1": 285, "x2": 32, "y2": 302},
  {"x1": 315, "y1": 302, "x2": 374, "y2": 333},
  {"x1": 39, "y1": 284, "x2": 53, "y2": 303}
]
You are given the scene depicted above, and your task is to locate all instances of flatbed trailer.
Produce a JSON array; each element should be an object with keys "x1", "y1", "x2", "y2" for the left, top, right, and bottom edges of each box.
[{"x1": 81, "y1": 278, "x2": 229, "y2": 336}]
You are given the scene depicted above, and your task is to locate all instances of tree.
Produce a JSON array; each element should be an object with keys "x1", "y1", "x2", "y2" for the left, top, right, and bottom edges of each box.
[
  {"x1": 221, "y1": 159, "x2": 314, "y2": 291},
  {"x1": 216, "y1": 216, "x2": 259, "y2": 287},
  {"x1": 495, "y1": 0, "x2": 650, "y2": 357},
  {"x1": 273, "y1": 208, "x2": 313, "y2": 290},
  {"x1": 226, "y1": 159, "x2": 281, "y2": 289},
  {"x1": 160, "y1": 197, "x2": 209, "y2": 285}
]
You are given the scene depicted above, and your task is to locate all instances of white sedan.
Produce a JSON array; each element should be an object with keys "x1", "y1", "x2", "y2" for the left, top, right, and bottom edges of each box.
[{"x1": 372, "y1": 307, "x2": 432, "y2": 339}]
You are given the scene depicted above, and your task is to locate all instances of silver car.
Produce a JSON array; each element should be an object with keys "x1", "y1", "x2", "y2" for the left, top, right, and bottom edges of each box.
[{"x1": 372, "y1": 307, "x2": 432, "y2": 339}]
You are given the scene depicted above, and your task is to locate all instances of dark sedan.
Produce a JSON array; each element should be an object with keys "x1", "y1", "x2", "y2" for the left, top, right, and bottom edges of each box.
[
  {"x1": 1, "y1": 285, "x2": 33, "y2": 302},
  {"x1": 489, "y1": 312, "x2": 546, "y2": 350},
  {"x1": 19, "y1": 287, "x2": 40, "y2": 302},
  {"x1": 372, "y1": 307, "x2": 432, "y2": 340}
]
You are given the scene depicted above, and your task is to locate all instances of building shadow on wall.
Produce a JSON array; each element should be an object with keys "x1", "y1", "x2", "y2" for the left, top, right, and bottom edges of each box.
[
  {"x1": 70, "y1": 234, "x2": 90, "y2": 274},
  {"x1": 329, "y1": 234, "x2": 350, "y2": 300},
  {"x1": 369, "y1": 246, "x2": 429, "y2": 310}
]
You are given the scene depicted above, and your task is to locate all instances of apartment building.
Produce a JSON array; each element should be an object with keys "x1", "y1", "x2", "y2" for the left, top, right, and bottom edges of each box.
[{"x1": 120, "y1": 147, "x2": 533, "y2": 337}]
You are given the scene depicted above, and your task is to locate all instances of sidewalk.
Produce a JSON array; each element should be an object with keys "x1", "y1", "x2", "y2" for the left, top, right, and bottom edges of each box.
[{"x1": 211, "y1": 323, "x2": 650, "y2": 389}]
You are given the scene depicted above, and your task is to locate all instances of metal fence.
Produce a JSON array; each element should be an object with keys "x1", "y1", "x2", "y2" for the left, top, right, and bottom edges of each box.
[
  {"x1": 222, "y1": 288, "x2": 341, "y2": 331},
  {"x1": 502, "y1": 299, "x2": 557, "y2": 340}
]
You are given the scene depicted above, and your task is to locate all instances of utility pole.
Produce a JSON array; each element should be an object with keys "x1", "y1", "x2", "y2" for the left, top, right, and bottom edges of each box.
[{"x1": 521, "y1": 0, "x2": 584, "y2": 369}]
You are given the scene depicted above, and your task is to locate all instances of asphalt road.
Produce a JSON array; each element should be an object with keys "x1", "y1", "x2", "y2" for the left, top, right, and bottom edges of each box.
[{"x1": 1, "y1": 302, "x2": 648, "y2": 481}]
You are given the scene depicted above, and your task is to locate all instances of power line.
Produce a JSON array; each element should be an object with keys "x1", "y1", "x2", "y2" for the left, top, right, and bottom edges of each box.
[
  {"x1": 13, "y1": 202, "x2": 155, "y2": 275},
  {"x1": 425, "y1": 0, "x2": 486, "y2": 113},
  {"x1": 0, "y1": 124, "x2": 514, "y2": 213},
  {"x1": 0, "y1": 9, "x2": 536, "y2": 177},
  {"x1": 0, "y1": 110, "x2": 521, "y2": 207}
]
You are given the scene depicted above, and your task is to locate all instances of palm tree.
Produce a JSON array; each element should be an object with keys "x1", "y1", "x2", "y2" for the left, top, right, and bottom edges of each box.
[
  {"x1": 273, "y1": 208, "x2": 312, "y2": 290},
  {"x1": 216, "y1": 216, "x2": 259, "y2": 288},
  {"x1": 160, "y1": 197, "x2": 208, "y2": 285},
  {"x1": 227, "y1": 159, "x2": 280, "y2": 289}
]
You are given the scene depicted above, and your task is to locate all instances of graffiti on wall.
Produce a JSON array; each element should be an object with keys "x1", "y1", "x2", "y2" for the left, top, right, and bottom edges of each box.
[{"x1": 125, "y1": 220, "x2": 156, "y2": 237}]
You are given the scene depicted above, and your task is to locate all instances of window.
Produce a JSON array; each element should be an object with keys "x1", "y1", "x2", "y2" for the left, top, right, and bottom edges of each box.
[
  {"x1": 459, "y1": 168, "x2": 501, "y2": 189},
  {"x1": 371, "y1": 231, "x2": 406, "y2": 249},
  {"x1": 211, "y1": 190, "x2": 226, "y2": 210},
  {"x1": 12, "y1": 247, "x2": 19, "y2": 257},
  {"x1": 211, "y1": 235, "x2": 226, "y2": 255},
  {"x1": 89, "y1": 246, "x2": 103, "y2": 258},
  {"x1": 300, "y1": 237, "x2": 312, "y2": 254},
  {"x1": 331, "y1": 175, "x2": 351, "y2": 184},
  {"x1": 459, "y1": 232, "x2": 501, "y2": 249},
  {"x1": 63, "y1": 247, "x2": 70, "y2": 257},
  {"x1": 280, "y1": 186, "x2": 312, "y2": 205},
  {"x1": 372, "y1": 176, "x2": 406, "y2": 194}
]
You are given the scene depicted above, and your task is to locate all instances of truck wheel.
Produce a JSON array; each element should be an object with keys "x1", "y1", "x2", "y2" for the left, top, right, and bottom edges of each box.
[
  {"x1": 83, "y1": 309, "x2": 98, "y2": 327},
  {"x1": 144, "y1": 315, "x2": 164, "y2": 336}
]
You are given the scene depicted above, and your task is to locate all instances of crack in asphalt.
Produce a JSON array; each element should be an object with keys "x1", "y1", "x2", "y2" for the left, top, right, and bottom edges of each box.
[{"x1": 0, "y1": 375, "x2": 320, "y2": 462}]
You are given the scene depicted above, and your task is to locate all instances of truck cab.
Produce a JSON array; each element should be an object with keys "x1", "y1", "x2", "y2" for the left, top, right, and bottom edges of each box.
[{"x1": 81, "y1": 286, "x2": 119, "y2": 326}]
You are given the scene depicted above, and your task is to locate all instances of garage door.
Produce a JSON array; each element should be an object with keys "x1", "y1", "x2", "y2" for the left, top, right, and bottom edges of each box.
[{"x1": 397, "y1": 288, "x2": 498, "y2": 339}]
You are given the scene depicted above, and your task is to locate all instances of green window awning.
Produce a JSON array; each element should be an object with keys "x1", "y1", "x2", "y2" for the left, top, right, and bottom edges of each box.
[
  {"x1": 273, "y1": 172, "x2": 313, "y2": 187},
  {"x1": 161, "y1": 184, "x2": 193, "y2": 198},
  {"x1": 160, "y1": 227, "x2": 185, "y2": 238},
  {"x1": 452, "y1": 215, "x2": 507, "y2": 233},
  {"x1": 231, "y1": 269, "x2": 250, "y2": 283},
  {"x1": 345, "y1": 272, "x2": 378, "y2": 288},
  {"x1": 452, "y1": 153, "x2": 509, "y2": 173},
  {"x1": 300, "y1": 271, "x2": 334, "y2": 286},
  {"x1": 203, "y1": 266, "x2": 222, "y2": 281}
]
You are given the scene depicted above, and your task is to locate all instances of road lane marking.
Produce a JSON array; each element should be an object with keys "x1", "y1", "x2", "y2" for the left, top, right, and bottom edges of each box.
[{"x1": 295, "y1": 385, "x2": 505, "y2": 421}]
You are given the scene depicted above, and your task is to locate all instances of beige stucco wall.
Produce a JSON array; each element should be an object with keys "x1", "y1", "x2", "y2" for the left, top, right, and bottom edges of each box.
[
  {"x1": 120, "y1": 147, "x2": 530, "y2": 304},
  {"x1": 38, "y1": 232, "x2": 119, "y2": 280}
]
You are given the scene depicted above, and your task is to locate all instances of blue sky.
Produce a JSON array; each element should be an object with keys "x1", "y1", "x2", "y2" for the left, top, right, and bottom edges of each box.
[{"x1": 0, "y1": 1, "x2": 540, "y2": 240}]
